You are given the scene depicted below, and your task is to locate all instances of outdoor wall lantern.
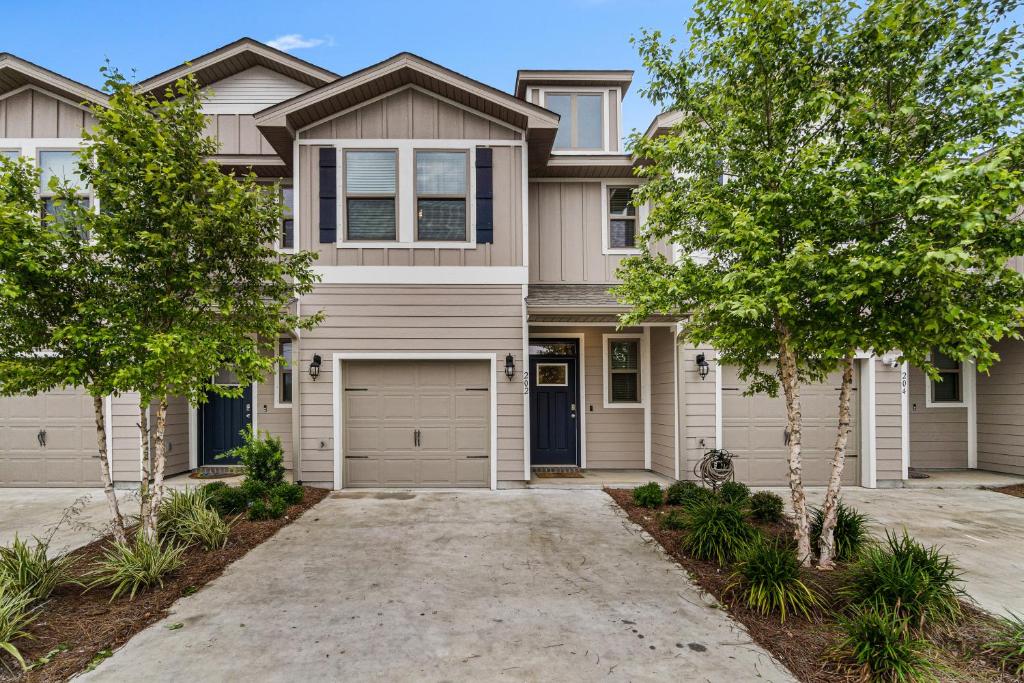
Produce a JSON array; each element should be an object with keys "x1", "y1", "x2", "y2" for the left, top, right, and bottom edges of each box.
[
  {"x1": 504, "y1": 353, "x2": 516, "y2": 381},
  {"x1": 309, "y1": 354, "x2": 322, "y2": 381},
  {"x1": 696, "y1": 353, "x2": 710, "y2": 380}
]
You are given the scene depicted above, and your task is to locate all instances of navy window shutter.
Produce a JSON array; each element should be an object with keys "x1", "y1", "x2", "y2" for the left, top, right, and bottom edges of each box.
[
  {"x1": 475, "y1": 147, "x2": 493, "y2": 244},
  {"x1": 319, "y1": 147, "x2": 337, "y2": 243}
]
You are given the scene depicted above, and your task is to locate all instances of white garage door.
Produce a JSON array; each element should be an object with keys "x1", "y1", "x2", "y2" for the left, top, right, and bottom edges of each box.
[
  {"x1": 0, "y1": 389, "x2": 103, "y2": 487},
  {"x1": 343, "y1": 360, "x2": 490, "y2": 487},
  {"x1": 722, "y1": 366, "x2": 860, "y2": 486}
]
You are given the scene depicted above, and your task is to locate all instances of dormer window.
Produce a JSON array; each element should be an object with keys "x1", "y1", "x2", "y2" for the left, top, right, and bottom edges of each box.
[{"x1": 545, "y1": 92, "x2": 605, "y2": 151}]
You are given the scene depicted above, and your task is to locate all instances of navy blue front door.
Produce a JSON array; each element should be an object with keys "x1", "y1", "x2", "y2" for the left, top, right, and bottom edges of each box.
[
  {"x1": 529, "y1": 340, "x2": 579, "y2": 466},
  {"x1": 199, "y1": 386, "x2": 251, "y2": 465}
]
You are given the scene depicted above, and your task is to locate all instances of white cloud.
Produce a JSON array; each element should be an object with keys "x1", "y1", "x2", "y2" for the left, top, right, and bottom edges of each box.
[{"x1": 266, "y1": 34, "x2": 327, "y2": 52}]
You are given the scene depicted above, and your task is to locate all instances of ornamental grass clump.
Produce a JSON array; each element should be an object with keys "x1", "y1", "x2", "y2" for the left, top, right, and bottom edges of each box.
[
  {"x1": 0, "y1": 586, "x2": 36, "y2": 670},
  {"x1": 632, "y1": 482, "x2": 663, "y2": 509},
  {"x1": 0, "y1": 536, "x2": 73, "y2": 603},
  {"x1": 680, "y1": 498, "x2": 757, "y2": 565},
  {"x1": 810, "y1": 500, "x2": 870, "y2": 562},
  {"x1": 832, "y1": 607, "x2": 938, "y2": 682},
  {"x1": 659, "y1": 509, "x2": 688, "y2": 530},
  {"x1": 984, "y1": 613, "x2": 1024, "y2": 676},
  {"x1": 748, "y1": 491, "x2": 785, "y2": 523},
  {"x1": 726, "y1": 539, "x2": 819, "y2": 622},
  {"x1": 87, "y1": 533, "x2": 186, "y2": 601}
]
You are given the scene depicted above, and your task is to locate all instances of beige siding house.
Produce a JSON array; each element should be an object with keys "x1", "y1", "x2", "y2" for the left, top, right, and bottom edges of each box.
[{"x1": 1, "y1": 39, "x2": 1021, "y2": 490}]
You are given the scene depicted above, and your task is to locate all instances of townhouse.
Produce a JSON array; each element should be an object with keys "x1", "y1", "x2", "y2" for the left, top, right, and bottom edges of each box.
[{"x1": 1, "y1": 38, "x2": 1021, "y2": 490}]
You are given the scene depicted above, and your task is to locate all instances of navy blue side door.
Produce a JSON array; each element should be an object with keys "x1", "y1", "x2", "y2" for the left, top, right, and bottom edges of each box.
[
  {"x1": 529, "y1": 350, "x2": 579, "y2": 466},
  {"x1": 199, "y1": 386, "x2": 251, "y2": 465}
]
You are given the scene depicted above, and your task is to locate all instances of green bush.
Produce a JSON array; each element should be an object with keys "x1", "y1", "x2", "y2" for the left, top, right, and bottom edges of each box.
[
  {"x1": 840, "y1": 531, "x2": 964, "y2": 630},
  {"x1": 718, "y1": 481, "x2": 750, "y2": 505},
  {"x1": 632, "y1": 482, "x2": 663, "y2": 509},
  {"x1": 87, "y1": 533, "x2": 186, "y2": 601},
  {"x1": 748, "y1": 491, "x2": 785, "y2": 523},
  {"x1": 247, "y1": 495, "x2": 288, "y2": 521},
  {"x1": 208, "y1": 485, "x2": 249, "y2": 517},
  {"x1": 240, "y1": 478, "x2": 270, "y2": 502},
  {"x1": 810, "y1": 501, "x2": 870, "y2": 562},
  {"x1": 0, "y1": 536, "x2": 73, "y2": 603},
  {"x1": 202, "y1": 481, "x2": 228, "y2": 494},
  {"x1": 680, "y1": 499, "x2": 758, "y2": 565},
  {"x1": 157, "y1": 487, "x2": 212, "y2": 540},
  {"x1": 833, "y1": 607, "x2": 936, "y2": 682},
  {"x1": 984, "y1": 613, "x2": 1024, "y2": 676},
  {"x1": 0, "y1": 585, "x2": 36, "y2": 671},
  {"x1": 665, "y1": 480, "x2": 699, "y2": 506},
  {"x1": 223, "y1": 427, "x2": 285, "y2": 487},
  {"x1": 726, "y1": 539, "x2": 819, "y2": 622},
  {"x1": 271, "y1": 482, "x2": 304, "y2": 506},
  {"x1": 659, "y1": 509, "x2": 688, "y2": 530},
  {"x1": 683, "y1": 485, "x2": 717, "y2": 510}
]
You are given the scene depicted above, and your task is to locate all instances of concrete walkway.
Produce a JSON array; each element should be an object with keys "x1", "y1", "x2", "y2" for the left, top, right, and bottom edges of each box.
[
  {"x1": 82, "y1": 490, "x2": 793, "y2": 682},
  {"x1": 0, "y1": 488, "x2": 136, "y2": 553}
]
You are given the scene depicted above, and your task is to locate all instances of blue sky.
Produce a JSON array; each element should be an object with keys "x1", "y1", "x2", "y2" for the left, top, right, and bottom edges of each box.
[{"x1": 3, "y1": 0, "x2": 692, "y2": 142}]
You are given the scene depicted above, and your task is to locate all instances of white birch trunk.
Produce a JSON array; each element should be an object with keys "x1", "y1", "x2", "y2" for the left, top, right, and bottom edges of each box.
[
  {"x1": 92, "y1": 394, "x2": 126, "y2": 544},
  {"x1": 139, "y1": 403, "x2": 154, "y2": 541},
  {"x1": 145, "y1": 396, "x2": 169, "y2": 535},
  {"x1": 778, "y1": 333, "x2": 812, "y2": 566},
  {"x1": 817, "y1": 354, "x2": 855, "y2": 570}
]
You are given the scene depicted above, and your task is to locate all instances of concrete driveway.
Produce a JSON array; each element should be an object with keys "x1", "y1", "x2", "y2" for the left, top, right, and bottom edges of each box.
[
  {"x1": 0, "y1": 488, "x2": 137, "y2": 553},
  {"x1": 82, "y1": 489, "x2": 793, "y2": 682}
]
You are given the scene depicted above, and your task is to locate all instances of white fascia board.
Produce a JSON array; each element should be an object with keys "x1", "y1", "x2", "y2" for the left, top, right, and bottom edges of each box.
[{"x1": 312, "y1": 266, "x2": 528, "y2": 285}]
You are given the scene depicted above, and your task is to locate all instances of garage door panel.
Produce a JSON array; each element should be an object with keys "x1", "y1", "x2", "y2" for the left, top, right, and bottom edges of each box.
[
  {"x1": 346, "y1": 426, "x2": 383, "y2": 451},
  {"x1": 382, "y1": 395, "x2": 416, "y2": 419},
  {"x1": 417, "y1": 395, "x2": 452, "y2": 419},
  {"x1": 455, "y1": 458, "x2": 488, "y2": 485},
  {"x1": 455, "y1": 427, "x2": 487, "y2": 452},
  {"x1": 345, "y1": 394, "x2": 381, "y2": 419},
  {"x1": 345, "y1": 458, "x2": 383, "y2": 486},
  {"x1": 455, "y1": 395, "x2": 488, "y2": 418},
  {"x1": 418, "y1": 427, "x2": 452, "y2": 450},
  {"x1": 419, "y1": 458, "x2": 456, "y2": 485}
]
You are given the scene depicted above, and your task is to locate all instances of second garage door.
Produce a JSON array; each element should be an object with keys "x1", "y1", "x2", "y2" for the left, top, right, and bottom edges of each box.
[
  {"x1": 343, "y1": 360, "x2": 490, "y2": 487},
  {"x1": 0, "y1": 389, "x2": 103, "y2": 487},
  {"x1": 722, "y1": 365, "x2": 860, "y2": 486}
]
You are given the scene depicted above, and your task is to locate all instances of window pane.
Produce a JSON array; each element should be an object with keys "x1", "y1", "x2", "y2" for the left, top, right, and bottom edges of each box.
[
  {"x1": 281, "y1": 219, "x2": 294, "y2": 249},
  {"x1": 38, "y1": 150, "x2": 86, "y2": 191},
  {"x1": 279, "y1": 339, "x2": 292, "y2": 404},
  {"x1": 609, "y1": 219, "x2": 636, "y2": 249},
  {"x1": 42, "y1": 197, "x2": 91, "y2": 240},
  {"x1": 610, "y1": 340, "x2": 638, "y2": 370},
  {"x1": 536, "y1": 363, "x2": 568, "y2": 386},
  {"x1": 932, "y1": 373, "x2": 961, "y2": 402},
  {"x1": 933, "y1": 351, "x2": 959, "y2": 371},
  {"x1": 416, "y1": 151, "x2": 466, "y2": 195},
  {"x1": 611, "y1": 373, "x2": 638, "y2": 403},
  {"x1": 528, "y1": 342, "x2": 577, "y2": 357},
  {"x1": 417, "y1": 199, "x2": 466, "y2": 241},
  {"x1": 214, "y1": 369, "x2": 239, "y2": 386},
  {"x1": 1, "y1": 150, "x2": 18, "y2": 160},
  {"x1": 346, "y1": 151, "x2": 396, "y2": 194},
  {"x1": 347, "y1": 198, "x2": 396, "y2": 240},
  {"x1": 281, "y1": 187, "x2": 294, "y2": 215},
  {"x1": 609, "y1": 187, "x2": 636, "y2": 216},
  {"x1": 547, "y1": 94, "x2": 572, "y2": 150},
  {"x1": 576, "y1": 94, "x2": 603, "y2": 149}
]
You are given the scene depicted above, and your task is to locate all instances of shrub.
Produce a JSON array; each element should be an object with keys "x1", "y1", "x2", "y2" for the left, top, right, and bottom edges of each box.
[
  {"x1": 203, "y1": 481, "x2": 228, "y2": 494},
  {"x1": 833, "y1": 607, "x2": 937, "y2": 682},
  {"x1": 157, "y1": 487, "x2": 212, "y2": 540},
  {"x1": 87, "y1": 533, "x2": 186, "y2": 601},
  {"x1": 748, "y1": 491, "x2": 785, "y2": 523},
  {"x1": 665, "y1": 480, "x2": 699, "y2": 506},
  {"x1": 726, "y1": 539, "x2": 819, "y2": 622},
  {"x1": 0, "y1": 536, "x2": 73, "y2": 603},
  {"x1": 247, "y1": 495, "x2": 288, "y2": 521},
  {"x1": 984, "y1": 613, "x2": 1024, "y2": 676},
  {"x1": 208, "y1": 485, "x2": 249, "y2": 517},
  {"x1": 680, "y1": 499, "x2": 758, "y2": 565},
  {"x1": 271, "y1": 483, "x2": 304, "y2": 506},
  {"x1": 810, "y1": 501, "x2": 870, "y2": 562},
  {"x1": 240, "y1": 478, "x2": 270, "y2": 502},
  {"x1": 223, "y1": 427, "x2": 285, "y2": 487},
  {"x1": 840, "y1": 531, "x2": 964, "y2": 630},
  {"x1": 632, "y1": 482, "x2": 663, "y2": 509},
  {"x1": 0, "y1": 586, "x2": 36, "y2": 670},
  {"x1": 718, "y1": 481, "x2": 750, "y2": 505},
  {"x1": 659, "y1": 509, "x2": 688, "y2": 530},
  {"x1": 682, "y1": 485, "x2": 717, "y2": 510}
]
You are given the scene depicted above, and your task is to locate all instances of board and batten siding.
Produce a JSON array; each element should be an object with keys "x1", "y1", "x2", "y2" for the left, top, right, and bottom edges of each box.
[
  {"x1": 908, "y1": 364, "x2": 967, "y2": 469},
  {"x1": 977, "y1": 339, "x2": 1024, "y2": 476},
  {"x1": 297, "y1": 284, "x2": 526, "y2": 488},
  {"x1": 203, "y1": 114, "x2": 278, "y2": 156},
  {"x1": 649, "y1": 326, "x2": 677, "y2": 478},
  {"x1": 0, "y1": 88, "x2": 96, "y2": 138}
]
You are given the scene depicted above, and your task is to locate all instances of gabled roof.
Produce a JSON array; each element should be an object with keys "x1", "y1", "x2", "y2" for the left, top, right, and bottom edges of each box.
[
  {"x1": 135, "y1": 37, "x2": 339, "y2": 98},
  {"x1": 255, "y1": 52, "x2": 561, "y2": 168},
  {"x1": 0, "y1": 53, "x2": 108, "y2": 107},
  {"x1": 644, "y1": 110, "x2": 684, "y2": 139},
  {"x1": 514, "y1": 69, "x2": 634, "y2": 99}
]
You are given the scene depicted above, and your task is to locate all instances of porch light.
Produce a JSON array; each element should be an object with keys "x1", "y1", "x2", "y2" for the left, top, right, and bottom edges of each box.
[
  {"x1": 696, "y1": 353, "x2": 710, "y2": 380},
  {"x1": 309, "y1": 354, "x2": 322, "y2": 381},
  {"x1": 504, "y1": 353, "x2": 516, "y2": 381}
]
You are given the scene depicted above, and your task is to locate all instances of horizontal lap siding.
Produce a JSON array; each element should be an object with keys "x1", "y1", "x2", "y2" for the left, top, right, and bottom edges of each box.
[
  {"x1": 257, "y1": 370, "x2": 293, "y2": 470},
  {"x1": 110, "y1": 393, "x2": 140, "y2": 483},
  {"x1": 874, "y1": 361, "x2": 904, "y2": 483},
  {"x1": 0, "y1": 89, "x2": 95, "y2": 138},
  {"x1": 298, "y1": 285, "x2": 525, "y2": 487},
  {"x1": 650, "y1": 327, "x2": 676, "y2": 478},
  {"x1": 162, "y1": 396, "x2": 190, "y2": 476},
  {"x1": 977, "y1": 339, "x2": 1024, "y2": 475},
  {"x1": 680, "y1": 344, "x2": 717, "y2": 481},
  {"x1": 909, "y1": 365, "x2": 967, "y2": 468}
]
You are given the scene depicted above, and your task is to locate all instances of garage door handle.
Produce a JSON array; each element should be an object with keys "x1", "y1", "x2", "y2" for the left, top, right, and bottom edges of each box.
[
  {"x1": 783, "y1": 427, "x2": 790, "y2": 446},
  {"x1": 414, "y1": 429, "x2": 420, "y2": 447},
  {"x1": 37, "y1": 429, "x2": 47, "y2": 447}
]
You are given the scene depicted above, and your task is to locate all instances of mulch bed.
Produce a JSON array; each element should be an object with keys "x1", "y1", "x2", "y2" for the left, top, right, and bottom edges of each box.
[
  {"x1": 991, "y1": 484, "x2": 1024, "y2": 499},
  {"x1": 2, "y1": 486, "x2": 328, "y2": 683},
  {"x1": 605, "y1": 488, "x2": 1015, "y2": 683}
]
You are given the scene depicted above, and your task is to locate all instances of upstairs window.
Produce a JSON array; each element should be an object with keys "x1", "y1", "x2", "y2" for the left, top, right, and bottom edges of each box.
[
  {"x1": 929, "y1": 351, "x2": 963, "y2": 404},
  {"x1": 607, "y1": 186, "x2": 637, "y2": 250},
  {"x1": 415, "y1": 150, "x2": 468, "y2": 241},
  {"x1": 1, "y1": 150, "x2": 18, "y2": 160},
  {"x1": 280, "y1": 186, "x2": 294, "y2": 249},
  {"x1": 344, "y1": 150, "x2": 397, "y2": 241},
  {"x1": 37, "y1": 150, "x2": 90, "y2": 239},
  {"x1": 546, "y1": 92, "x2": 604, "y2": 151}
]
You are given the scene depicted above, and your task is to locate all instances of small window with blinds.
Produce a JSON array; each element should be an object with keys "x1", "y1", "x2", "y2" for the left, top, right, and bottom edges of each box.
[
  {"x1": 344, "y1": 150, "x2": 397, "y2": 241},
  {"x1": 415, "y1": 150, "x2": 468, "y2": 241},
  {"x1": 280, "y1": 186, "x2": 294, "y2": 249},
  {"x1": 608, "y1": 186, "x2": 637, "y2": 250},
  {"x1": 607, "y1": 338, "x2": 641, "y2": 405}
]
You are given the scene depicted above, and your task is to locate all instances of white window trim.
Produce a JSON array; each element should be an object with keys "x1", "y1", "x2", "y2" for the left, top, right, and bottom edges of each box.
[
  {"x1": 539, "y1": 86, "x2": 621, "y2": 154},
  {"x1": 602, "y1": 333, "x2": 645, "y2": 409},
  {"x1": 274, "y1": 337, "x2": 293, "y2": 409},
  {"x1": 333, "y1": 139, "x2": 478, "y2": 250},
  {"x1": 601, "y1": 179, "x2": 646, "y2": 256},
  {"x1": 276, "y1": 182, "x2": 296, "y2": 254},
  {"x1": 1, "y1": 141, "x2": 101, "y2": 218},
  {"x1": 924, "y1": 352, "x2": 969, "y2": 408}
]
